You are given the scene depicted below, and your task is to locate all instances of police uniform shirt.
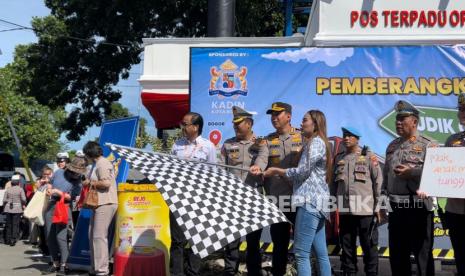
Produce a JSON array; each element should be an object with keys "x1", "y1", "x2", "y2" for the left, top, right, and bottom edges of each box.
[
  {"x1": 444, "y1": 131, "x2": 465, "y2": 215},
  {"x1": 171, "y1": 136, "x2": 217, "y2": 163},
  {"x1": 220, "y1": 136, "x2": 268, "y2": 187},
  {"x1": 334, "y1": 148, "x2": 382, "y2": 215},
  {"x1": 259, "y1": 127, "x2": 303, "y2": 197},
  {"x1": 382, "y1": 132, "x2": 437, "y2": 197}
]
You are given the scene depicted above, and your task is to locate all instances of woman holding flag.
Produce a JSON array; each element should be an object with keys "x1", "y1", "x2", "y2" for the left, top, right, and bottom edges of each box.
[{"x1": 263, "y1": 110, "x2": 332, "y2": 276}]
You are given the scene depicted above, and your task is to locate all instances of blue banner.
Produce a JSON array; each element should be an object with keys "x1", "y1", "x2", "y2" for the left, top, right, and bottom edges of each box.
[
  {"x1": 191, "y1": 46, "x2": 465, "y2": 153},
  {"x1": 190, "y1": 46, "x2": 465, "y2": 249},
  {"x1": 67, "y1": 116, "x2": 139, "y2": 270}
]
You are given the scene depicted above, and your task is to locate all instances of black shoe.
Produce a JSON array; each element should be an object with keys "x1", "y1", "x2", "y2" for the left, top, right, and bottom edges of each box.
[
  {"x1": 41, "y1": 265, "x2": 58, "y2": 275},
  {"x1": 9, "y1": 241, "x2": 15, "y2": 246},
  {"x1": 56, "y1": 266, "x2": 68, "y2": 276}
]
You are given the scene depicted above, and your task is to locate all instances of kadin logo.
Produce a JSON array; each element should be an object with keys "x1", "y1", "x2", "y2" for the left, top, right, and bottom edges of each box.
[{"x1": 209, "y1": 59, "x2": 248, "y2": 99}]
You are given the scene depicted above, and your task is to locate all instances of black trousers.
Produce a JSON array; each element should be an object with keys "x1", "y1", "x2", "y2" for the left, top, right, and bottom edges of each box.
[
  {"x1": 246, "y1": 212, "x2": 295, "y2": 276},
  {"x1": 446, "y1": 212, "x2": 465, "y2": 276},
  {"x1": 339, "y1": 215, "x2": 378, "y2": 276},
  {"x1": 38, "y1": 225, "x2": 50, "y2": 255},
  {"x1": 223, "y1": 239, "x2": 240, "y2": 276},
  {"x1": 19, "y1": 216, "x2": 29, "y2": 239},
  {"x1": 246, "y1": 229, "x2": 263, "y2": 276},
  {"x1": 169, "y1": 211, "x2": 201, "y2": 276},
  {"x1": 389, "y1": 201, "x2": 434, "y2": 276},
  {"x1": 5, "y1": 213, "x2": 21, "y2": 244}
]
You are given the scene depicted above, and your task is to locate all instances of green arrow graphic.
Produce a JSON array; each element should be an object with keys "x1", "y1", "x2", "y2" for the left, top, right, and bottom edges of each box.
[{"x1": 379, "y1": 106, "x2": 463, "y2": 144}]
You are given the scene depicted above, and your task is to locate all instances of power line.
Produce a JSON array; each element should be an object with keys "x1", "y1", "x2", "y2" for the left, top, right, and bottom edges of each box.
[
  {"x1": 0, "y1": 27, "x2": 29, "y2": 33},
  {"x1": 0, "y1": 18, "x2": 28, "y2": 29},
  {"x1": 0, "y1": 18, "x2": 135, "y2": 49}
]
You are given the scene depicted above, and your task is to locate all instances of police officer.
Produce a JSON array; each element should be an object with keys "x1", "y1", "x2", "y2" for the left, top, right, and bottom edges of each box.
[
  {"x1": 382, "y1": 100, "x2": 436, "y2": 276},
  {"x1": 333, "y1": 127, "x2": 382, "y2": 276},
  {"x1": 444, "y1": 93, "x2": 465, "y2": 276},
  {"x1": 221, "y1": 106, "x2": 268, "y2": 276},
  {"x1": 250, "y1": 102, "x2": 302, "y2": 276}
]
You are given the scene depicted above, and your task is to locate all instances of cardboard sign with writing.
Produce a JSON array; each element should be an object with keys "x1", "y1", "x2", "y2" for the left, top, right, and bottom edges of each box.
[{"x1": 420, "y1": 147, "x2": 465, "y2": 198}]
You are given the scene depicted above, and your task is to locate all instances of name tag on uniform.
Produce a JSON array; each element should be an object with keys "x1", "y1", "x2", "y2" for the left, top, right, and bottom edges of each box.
[
  {"x1": 354, "y1": 173, "x2": 367, "y2": 182},
  {"x1": 291, "y1": 143, "x2": 302, "y2": 152},
  {"x1": 354, "y1": 163, "x2": 367, "y2": 182},
  {"x1": 271, "y1": 139, "x2": 280, "y2": 145}
]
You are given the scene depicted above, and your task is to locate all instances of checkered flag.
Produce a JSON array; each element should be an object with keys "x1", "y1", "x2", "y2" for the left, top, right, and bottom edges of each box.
[{"x1": 109, "y1": 143, "x2": 288, "y2": 258}]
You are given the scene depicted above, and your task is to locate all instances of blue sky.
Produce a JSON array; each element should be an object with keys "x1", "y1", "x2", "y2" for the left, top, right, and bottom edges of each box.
[{"x1": 0, "y1": 0, "x2": 156, "y2": 151}]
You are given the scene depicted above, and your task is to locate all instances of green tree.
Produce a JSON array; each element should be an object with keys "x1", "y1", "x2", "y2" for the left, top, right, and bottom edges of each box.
[
  {"x1": 105, "y1": 102, "x2": 151, "y2": 149},
  {"x1": 10, "y1": 0, "x2": 289, "y2": 141},
  {"x1": 0, "y1": 67, "x2": 64, "y2": 161},
  {"x1": 105, "y1": 102, "x2": 131, "y2": 121}
]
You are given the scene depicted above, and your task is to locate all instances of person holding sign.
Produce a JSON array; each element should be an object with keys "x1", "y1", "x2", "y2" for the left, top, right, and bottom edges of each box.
[
  {"x1": 443, "y1": 93, "x2": 465, "y2": 276},
  {"x1": 381, "y1": 100, "x2": 437, "y2": 276},
  {"x1": 332, "y1": 127, "x2": 382, "y2": 276},
  {"x1": 221, "y1": 106, "x2": 268, "y2": 276}
]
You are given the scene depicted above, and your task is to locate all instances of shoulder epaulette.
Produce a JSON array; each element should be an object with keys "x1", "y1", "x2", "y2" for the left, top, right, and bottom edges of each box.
[
  {"x1": 224, "y1": 137, "x2": 236, "y2": 144},
  {"x1": 266, "y1": 132, "x2": 278, "y2": 140}
]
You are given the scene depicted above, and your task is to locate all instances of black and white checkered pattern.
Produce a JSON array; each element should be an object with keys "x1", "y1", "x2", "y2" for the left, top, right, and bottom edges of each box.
[{"x1": 109, "y1": 144, "x2": 288, "y2": 258}]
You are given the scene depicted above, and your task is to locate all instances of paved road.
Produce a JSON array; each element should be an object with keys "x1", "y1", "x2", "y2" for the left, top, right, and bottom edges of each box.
[
  {"x1": 0, "y1": 239, "x2": 88, "y2": 276},
  {"x1": 0, "y1": 240, "x2": 51, "y2": 275},
  {"x1": 0, "y1": 238, "x2": 458, "y2": 276}
]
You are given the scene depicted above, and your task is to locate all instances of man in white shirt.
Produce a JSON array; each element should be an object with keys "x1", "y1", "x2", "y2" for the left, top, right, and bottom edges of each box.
[{"x1": 170, "y1": 112, "x2": 216, "y2": 276}]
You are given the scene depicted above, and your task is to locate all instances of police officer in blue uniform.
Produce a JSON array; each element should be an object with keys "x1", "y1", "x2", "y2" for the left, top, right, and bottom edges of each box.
[{"x1": 333, "y1": 127, "x2": 382, "y2": 276}]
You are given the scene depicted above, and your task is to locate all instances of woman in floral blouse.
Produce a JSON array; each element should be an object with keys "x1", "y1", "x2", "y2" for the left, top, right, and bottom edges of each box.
[{"x1": 263, "y1": 110, "x2": 332, "y2": 276}]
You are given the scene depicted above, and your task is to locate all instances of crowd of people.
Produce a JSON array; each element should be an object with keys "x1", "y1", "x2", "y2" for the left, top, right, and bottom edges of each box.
[
  {"x1": 1, "y1": 142, "x2": 117, "y2": 276},
  {"x1": 1, "y1": 95, "x2": 464, "y2": 276},
  {"x1": 168, "y1": 97, "x2": 464, "y2": 276}
]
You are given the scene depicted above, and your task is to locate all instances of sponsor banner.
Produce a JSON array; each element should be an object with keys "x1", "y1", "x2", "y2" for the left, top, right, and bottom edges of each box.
[
  {"x1": 115, "y1": 183, "x2": 170, "y2": 272},
  {"x1": 190, "y1": 46, "x2": 464, "y2": 249},
  {"x1": 67, "y1": 117, "x2": 139, "y2": 270},
  {"x1": 190, "y1": 47, "x2": 465, "y2": 154}
]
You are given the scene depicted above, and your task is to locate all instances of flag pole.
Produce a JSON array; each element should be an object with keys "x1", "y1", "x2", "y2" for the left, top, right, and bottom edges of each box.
[{"x1": 105, "y1": 143, "x2": 250, "y2": 172}]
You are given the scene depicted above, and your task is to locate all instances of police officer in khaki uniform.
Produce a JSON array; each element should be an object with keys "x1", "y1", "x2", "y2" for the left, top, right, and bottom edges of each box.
[
  {"x1": 333, "y1": 127, "x2": 382, "y2": 276},
  {"x1": 444, "y1": 93, "x2": 465, "y2": 276},
  {"x1": 221, "y1": 106, "x2": 268, "y2": 276},
  {"x1": 382, "y1": 100, "x2": 437, "y2": 276},
  {"x1": 250, "y1": 102, "x2": 303, "y2": 276}
]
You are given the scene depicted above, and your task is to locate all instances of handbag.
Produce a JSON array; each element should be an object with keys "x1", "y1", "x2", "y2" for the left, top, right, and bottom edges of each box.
[
  {"x1": 52, "y1": 195, "x2": 69, "y2": 225},
  {"x1": 77, "y1": 184, "x2": 89, "y2": 209},
  {"x1": 24, "y1": 190, "x2": 48, "y2": 226},
  {"x1": 83, "y1": 185, "x2": 99, "y2": 209}
]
